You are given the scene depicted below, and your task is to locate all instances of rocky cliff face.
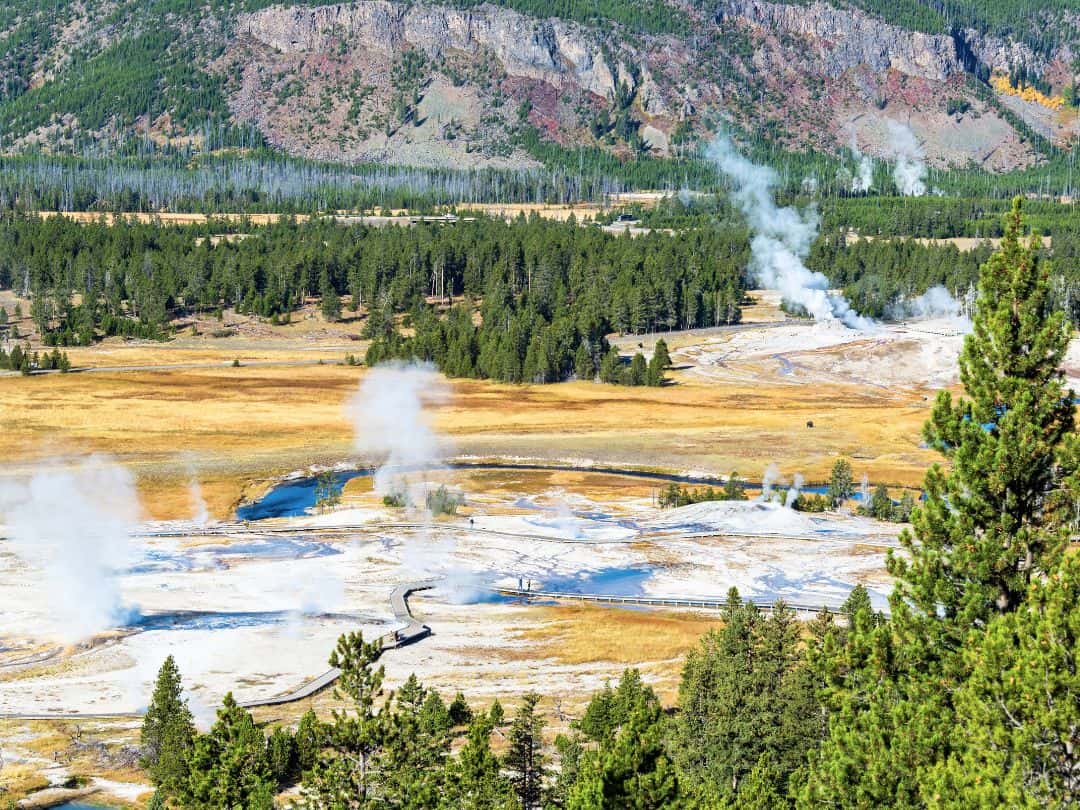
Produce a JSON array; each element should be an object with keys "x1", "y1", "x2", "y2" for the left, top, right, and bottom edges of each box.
[
  {"x1": 236, "y1": 2, "x2": 635, "y2": 103},
  {"x1": 719, "y1": 0, "x2": 961, "y2": 81},
  {"x1": 218, "y1": 0, "x2": 1069, "y2": 172}
]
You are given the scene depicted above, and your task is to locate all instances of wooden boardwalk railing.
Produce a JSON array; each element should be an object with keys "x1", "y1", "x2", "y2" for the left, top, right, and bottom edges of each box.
[{"x1": 492, "y1": 587, "x2": 866, "y2": 620}]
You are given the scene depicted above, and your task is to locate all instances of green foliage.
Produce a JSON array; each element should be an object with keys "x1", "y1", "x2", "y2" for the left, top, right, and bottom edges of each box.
[
  {"x1": 426, "y1": 484, "x2": 464, "y2": 515},
  {"x1": 791, "y1": 492, "x2": 829, "y2": 512},
  {"x1": 140, "y1": 655, "x2": 195, "y2": 797},
  {"x1": 183, "y1": 693, "x2": 276, "y2": 809},
  {"x1": 506, "y1": 693, "x2": 547, "y2": 810},
  {"x1": 657, "y1": 473, "x2": 747, "y2": 508},
  {"x1": 301, "y1": 631, "x2": 387, "y2": 806},
  {"x1": 314, "y1": 471, "x2": 341, "y2": 510},
  {"x1": 0, "y1": 213, "x2": 746, "y2": 383},
  {"x1": 674, "y1": 591, "x2": 820, "y2": 803},
  {"x1": 858, "y1": 483, "x2": 915, "y2": 522},
  {"x1": 800, "y1": 198, "x2": 1079, "y2": 806},
  {"x1": 925, "y1": 553, "x2": 1080, "y2": 805},
  {"x1": 442, "y1": 714, "x2": 516, "y2": 809},
  {"x1": 448, "y1": 692, "x2": 473, "y2": 726},
  {"x1": 826, "y1": 458, "x2": 854, "y2": 507},
  {"x1": 439, "y1": 0, "x2": 689, "y2": 34}
]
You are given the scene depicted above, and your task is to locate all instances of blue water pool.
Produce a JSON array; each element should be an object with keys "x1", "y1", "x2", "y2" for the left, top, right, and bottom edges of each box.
[
  {"x1": 237, "y1": 469, "x2": 372, "y2": 520},
  {"x1": 541, "y1": 566, "x2": 653, "y2": 596}
]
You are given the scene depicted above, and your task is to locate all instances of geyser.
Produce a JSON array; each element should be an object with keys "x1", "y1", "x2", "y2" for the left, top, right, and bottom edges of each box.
[
  {"x1": 886, "y1": 120, "x2": 928, "y2": 197},
  {"x1": 0, "y1": 456, "x2": 139, "y2": 643},
  {"x1": 706, "y1": 132, "x2": 873, "y2": 330},
  {"x1": 347, "y1": 361, "x2": 448, "y2": 505}
]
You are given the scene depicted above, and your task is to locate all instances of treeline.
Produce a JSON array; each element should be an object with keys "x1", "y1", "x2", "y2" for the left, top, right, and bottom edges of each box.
[
  {"x1": 808, "y1": 229, "x2": 1080, "y2": 324},
  {"x1": 657, "y1": 473, "x2": 748, "y2": 507},
  {"x1": 0, "y1": 149, "x2": 668, "y2": 213},
  {"x1": 808, "y1": 235, "x2": 989, "y2": 319},
  {"x1": 358, "y1": 220, "x2": 744, "y2": 384},
  {"x1": 818, "y1": 195, "x2": 1080, "y2": 239},
  {"x1": 0, "y1": 214, "x2": 747, "y2": 383},
  {"x1": 0, "y1": 344, "x2": 71, "y2": 374},
  {"x1": 442, "y1": 0, "x2": 689, "y2": 34}
]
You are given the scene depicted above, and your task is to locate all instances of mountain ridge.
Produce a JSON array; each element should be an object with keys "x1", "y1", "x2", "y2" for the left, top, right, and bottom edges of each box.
[{"x1": 0, "y1": 0, "x2": 1076, "y2": 174}]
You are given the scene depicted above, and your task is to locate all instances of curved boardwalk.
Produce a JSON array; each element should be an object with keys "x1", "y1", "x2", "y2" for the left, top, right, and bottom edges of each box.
[
  {"x1": 241, "y1": 578, "x2": 439, "y2": 708},
  {"x1": 0, "y1": 579, "x2": 439, "y2": 720}
]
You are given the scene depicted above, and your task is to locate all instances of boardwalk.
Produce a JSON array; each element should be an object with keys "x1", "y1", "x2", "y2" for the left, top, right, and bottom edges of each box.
[
  {"x1": 239, "y1": 578, "x2": 440, "y2": 708},
  {"x1": 0, "y1": 579, "x2": 440, "y2": 720},
  {"x1": 493, "y1": 586, "x2": 867, "y2": 620}
]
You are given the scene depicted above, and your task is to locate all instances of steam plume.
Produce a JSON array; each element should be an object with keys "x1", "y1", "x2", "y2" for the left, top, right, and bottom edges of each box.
[
  {"x1": 887, "y1": 285, "x2": 967, "y2": 322},
  {"x1": 849, "y1": 135, "x2": 873, "y2": 193},
  {"x1": 886, "y1": 120, "x2": 927, "y2": 197},
  {"x1": 706, "y1": 132, "x2": 873, "y2": 330},
  {"x1": 784, "y1": 473, "x2": 805, "y2": 508},
  {"x1": 347, "y1": 362, "x2": 448, "y2": 505},
  {"x1": 0, "y1": 457, "x2": 139, "y2": 642}
]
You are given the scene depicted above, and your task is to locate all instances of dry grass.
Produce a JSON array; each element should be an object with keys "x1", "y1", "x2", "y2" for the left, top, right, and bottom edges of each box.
[
  {"x1": 38, "y1": 211, "x2": 311, "y2": 225},
  {"x1": 0, "y1": 350, "x2": 938, "y2": 519},
  {"x1": 0, "y1": 760, "x2": 51, "y2": 796},
  {"x1": 511, "y1": 605, "x2": 718, "y2": 666}
]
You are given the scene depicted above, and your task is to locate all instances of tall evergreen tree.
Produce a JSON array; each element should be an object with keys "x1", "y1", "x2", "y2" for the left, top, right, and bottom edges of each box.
[
  {"x1": 442, "y1": 715, "x2": 517, "y2": 810},
  {"x1": 301, "y1": 632, "x2": 387, "y2": 808},
  {"x1": 183, "y1": 692, "x2": 275, "y2": 810},
  {"x1": 140, "y1": 655, "x2": 195, "y2": 797},
  {"x1": 674, "y1": 592, "x2": 818, "y2": 802},
  {"x1": 827, "y1": 459, "x2": 854, "y2": 507},
  {"x1": 800, "y1": 198, "x2": 1079, "y2": 807},
  {"x1": 506, "y1": 693, "x2": 547, "y2": 810}
]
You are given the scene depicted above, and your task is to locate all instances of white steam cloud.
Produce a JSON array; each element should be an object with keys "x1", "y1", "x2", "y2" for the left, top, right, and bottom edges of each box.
[
  {"x1": 850, "y1": 135, "x2": 873, "y2": 193},
  {"x1": 887, "y1": 285, "x2": 966, "y2": 321},
  {"x1": 348, "y1": 362, "x2": 489, "y2": 602},
  {"x1": 0, "y1": 457, "x2": 139, "y2": 643},
  {"x1": 706, "y1": 132, "x2": 873, "y2": 330},
  {"x1": 886, "y1": 120, "x2": 927, "y2": 197},
  {"x1": 347, "y1": 362, "x2": 448, "y2": 505},
  {"x1": 784, "y1": 473, "x2": 805, "y2": 509}
]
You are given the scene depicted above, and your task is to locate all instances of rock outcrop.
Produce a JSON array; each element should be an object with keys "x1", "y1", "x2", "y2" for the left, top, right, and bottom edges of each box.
[
  {"x1": 237, "y1": 1, "x2": 634, "y2": 102},
  {"x1": 719, "y1": 0, "x2": 961, "y2": 81}
]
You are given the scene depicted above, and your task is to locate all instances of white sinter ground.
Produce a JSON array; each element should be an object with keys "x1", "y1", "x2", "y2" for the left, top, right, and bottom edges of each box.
[{"x1": 0, "y1": 488, "x2": 898, "y2": 715}]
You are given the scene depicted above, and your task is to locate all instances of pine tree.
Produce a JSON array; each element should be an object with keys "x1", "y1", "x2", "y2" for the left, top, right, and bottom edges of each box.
[
  {"x1": 442, "y1": 715, "x2": 516, "y2": 810},
  {"x1": 184, "y1": 693, "x2": 275, "y2": 809},
  {"x1": 675, "y1": 595, "x2": 818, "y2": 801},
  {"x1": 489, "y1": 698, "x2": 505, "y2": 727},
  {"x1": 294, "y1": 709, "x2": 322, "y2": 774},
  {"x1": 800, "y1": 198, "x2": 1079, "y2": 807},
  {"x1": 599, "y1": 347, "x2": 622, "y2": 384},
  {"x1": 301, "y1": 632, "x2": 387, "y2": 807},
  {"x1": 506, "y1": 693, "x2": 547, "y2": 810},
  {"x1": 566, "y1": 698, "x2": 681, "y2": 810},
  {"x1": 722, "y1": 471, "x2": 747, "y2": 501},
  {"x1": 827, "y1": 459, "x2": 854, "y2": 507},
  {"x1": 140, "y1": 655, "x2": 195, "y2": 796},
  {"x1": 891, "y1": 197, "x2": 1075, "y2": 635},
  {"x1": 736, "y1": 754, "x2": 789, "y2": 810},
  {"x1": 449, "y1": 691, "x2": 473, "y2": 726},
  {"x1": 652, "y1": 338, "x2": 671, "y2": 369},
  {"x1": 627, "y1": 352, "x2": 647, "y2": 386},
  {"x1": 925, "y1": 553, "x2": 1080, "y2": 806}
]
